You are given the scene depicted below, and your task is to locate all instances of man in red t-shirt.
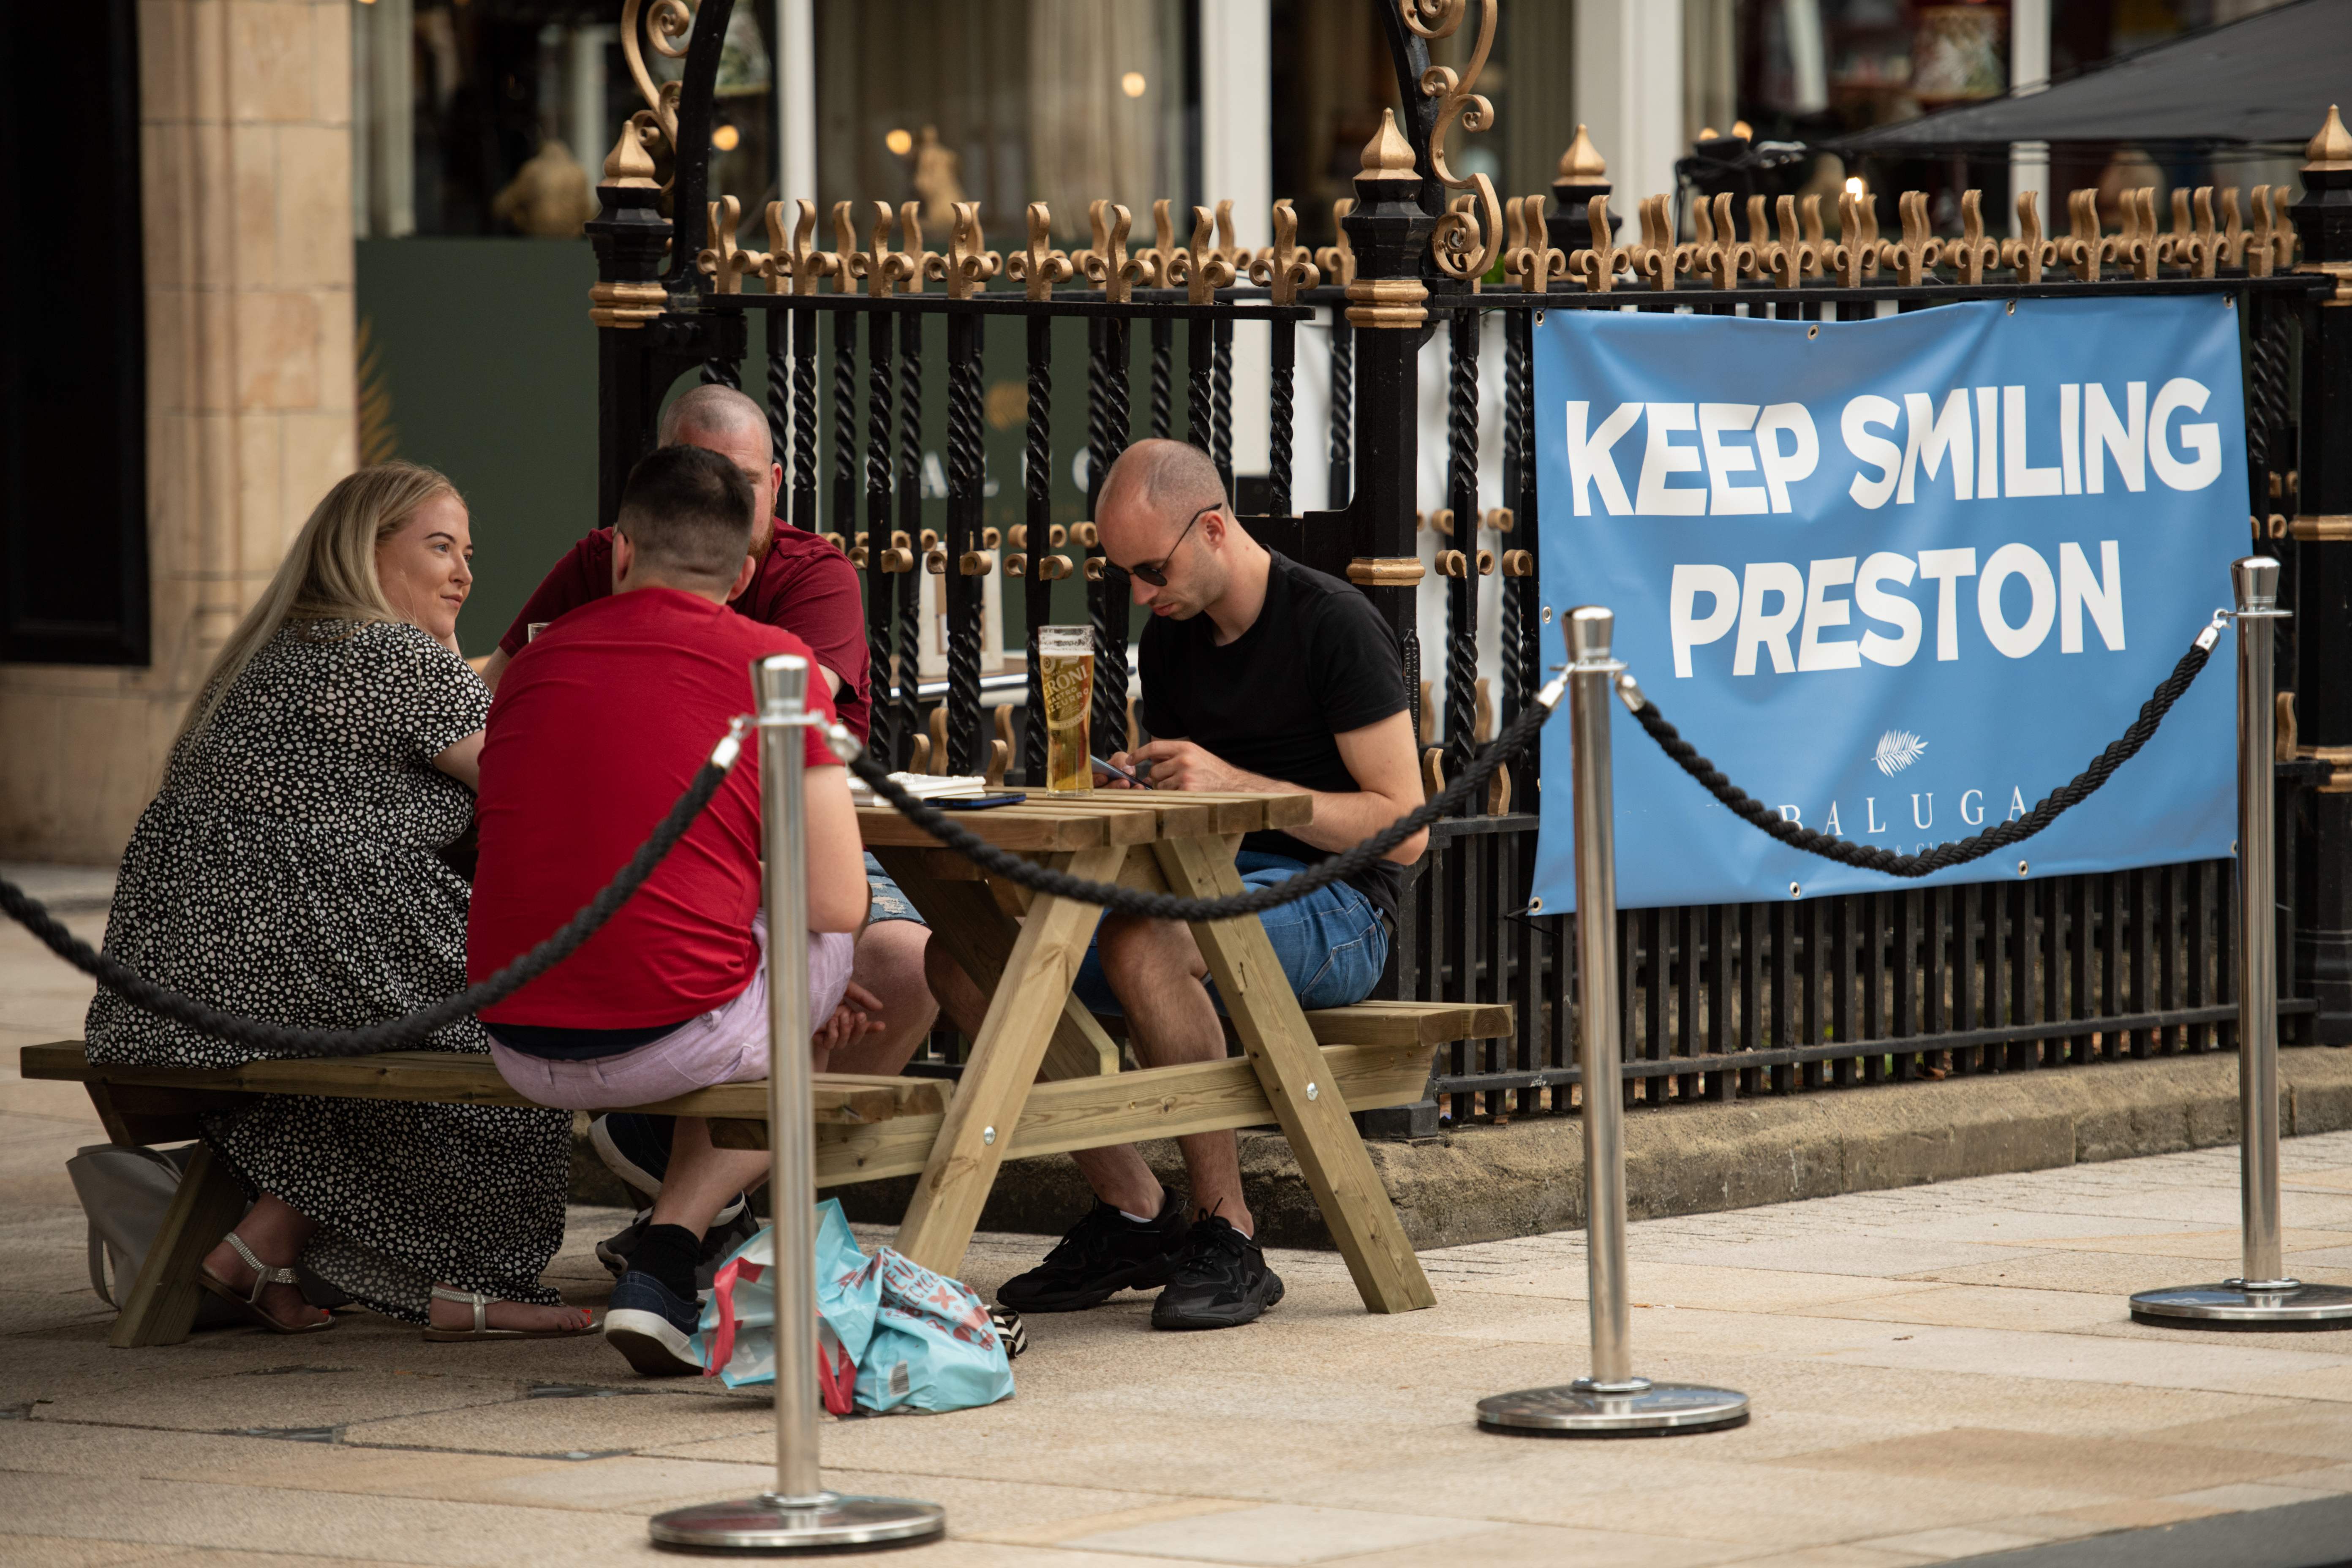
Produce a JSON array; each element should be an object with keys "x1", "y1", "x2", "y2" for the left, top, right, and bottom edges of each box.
[
  {"x1": 479, "y1": 386, "x2": 936, "y2": 1243},
  {"x1": 470, "y1": 445, "x2": 873, "y2": 1377}
]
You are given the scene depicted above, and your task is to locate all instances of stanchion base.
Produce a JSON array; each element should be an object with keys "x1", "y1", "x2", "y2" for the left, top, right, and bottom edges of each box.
[
  {"x1": 1476, "y1": 1381, "x2": 1750, "y2": 1437},
  {"x1": 2129, "y1": 1280, "x2": 2352, "y2": 1331},
  {"x1": 649, "y1": 1492, "x2": 946, "y2": 1554}
]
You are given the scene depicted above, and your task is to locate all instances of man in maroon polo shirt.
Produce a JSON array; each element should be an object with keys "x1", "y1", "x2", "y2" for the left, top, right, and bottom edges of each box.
[{"x1": 480, "y1": 385, "x2": 936, "y2": 1275}]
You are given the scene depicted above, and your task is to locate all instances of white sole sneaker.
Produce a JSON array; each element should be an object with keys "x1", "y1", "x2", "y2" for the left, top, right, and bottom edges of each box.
[{"x1": 604, "y1": 1309, "x2": 700, "y2": 1377}]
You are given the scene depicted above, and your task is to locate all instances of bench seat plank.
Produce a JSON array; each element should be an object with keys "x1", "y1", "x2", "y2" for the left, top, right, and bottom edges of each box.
[
  {"x1": 19, "y1": 1043, "x2": 939, "y2": 1127},
  {"x1": 703, "y1": 1041, "x2": 1437, "y2": 1181}
]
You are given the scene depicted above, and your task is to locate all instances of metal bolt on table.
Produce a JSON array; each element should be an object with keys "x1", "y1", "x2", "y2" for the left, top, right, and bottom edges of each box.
[
  {"x1": 1475, "y1": 609, "x2": 1751, "y2": 1436},
  {"x1": 649, "y1": 655, "x2": 948, "y2": 1552},
  {"x1": 2130, "y1": 560, "x2": 2352, "y2": 1331}
]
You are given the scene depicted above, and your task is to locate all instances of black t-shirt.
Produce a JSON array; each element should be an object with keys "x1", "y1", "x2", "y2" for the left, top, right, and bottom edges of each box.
[{"x1": 1140, "y1": 551, "x2": 1413, "y2": 924}]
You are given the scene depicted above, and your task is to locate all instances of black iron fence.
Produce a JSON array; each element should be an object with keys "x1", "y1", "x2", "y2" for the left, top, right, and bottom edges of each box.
[{"x1": 585, "y1": 0, "x2": 2352, "y2": 1136}]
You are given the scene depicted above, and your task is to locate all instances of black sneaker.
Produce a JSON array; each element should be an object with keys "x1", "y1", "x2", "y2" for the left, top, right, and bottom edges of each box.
[
  {"x1": 1150, "y1": 1215, "x2": 1284, "y2": 1330},
  {"x1": 603, "y1": 1269, "x2": 702, "y2": 1377},
  {"x1": 595, "y1": 1200, "x2": 757, "y2": 1289},
  {"x1": 996, "y1": 1190, "x2": 1189, "y2": 1313},
  {"x1": 589, "y1": 1113, "x2": 676, "y2": 1201}
]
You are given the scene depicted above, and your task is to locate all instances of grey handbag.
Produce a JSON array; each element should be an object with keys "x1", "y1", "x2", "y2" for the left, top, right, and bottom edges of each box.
[{"x1": 66, "y1": 1141, "x2": 244, "y2": 1326}]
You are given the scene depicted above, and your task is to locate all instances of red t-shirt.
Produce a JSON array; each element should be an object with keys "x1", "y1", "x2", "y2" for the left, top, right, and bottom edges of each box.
[
  {"x1": 469, "y1": 587, "x2": 840, "y2": 1028},
  {"x1": 497, "y1": 522, "x2": 871, "y2": 740}
]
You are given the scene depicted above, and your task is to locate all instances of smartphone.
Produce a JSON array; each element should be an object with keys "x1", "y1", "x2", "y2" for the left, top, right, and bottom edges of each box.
[
  {"x1": 926, "y1": 792, "x2": 1029, "y2": 811},
  {"x1": 1090, "y1": 755, "x2": 1154, "y2": 790}
]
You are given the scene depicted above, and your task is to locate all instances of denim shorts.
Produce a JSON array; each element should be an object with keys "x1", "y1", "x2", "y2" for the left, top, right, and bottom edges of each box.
[
  {"x1": 865, "y1": 851, "x2": 924, "y2": 926},
  {"x1": 1072, "y1": 851, "x2": 1389, "y2": 1018}
]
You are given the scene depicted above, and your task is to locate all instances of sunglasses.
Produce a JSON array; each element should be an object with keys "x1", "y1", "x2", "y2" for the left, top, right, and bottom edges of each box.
[{"x1": 1127, "y1": 503, "x2": 1218, "y2": 588}]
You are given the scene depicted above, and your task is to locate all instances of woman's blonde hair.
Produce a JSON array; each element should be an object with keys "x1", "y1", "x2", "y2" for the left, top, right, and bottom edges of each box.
[{"x1": 176, "y1": 460, "x2": 461, "y2": 746}]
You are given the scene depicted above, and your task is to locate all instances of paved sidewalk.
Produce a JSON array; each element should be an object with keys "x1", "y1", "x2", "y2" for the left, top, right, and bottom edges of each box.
[{"x1": 8, "y1": 886, "x2": 2352, "y2": 1565}]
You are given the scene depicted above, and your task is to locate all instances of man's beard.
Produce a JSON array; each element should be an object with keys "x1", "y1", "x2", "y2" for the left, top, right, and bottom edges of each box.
[{"x1": 749, "y1": 514, "x2": 778, "y2": 563}]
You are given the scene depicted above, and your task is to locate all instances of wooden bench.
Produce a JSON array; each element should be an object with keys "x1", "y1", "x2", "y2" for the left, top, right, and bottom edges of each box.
[{"x1": 25, "y1": 994, "x2": 1508, "y2": 1348}]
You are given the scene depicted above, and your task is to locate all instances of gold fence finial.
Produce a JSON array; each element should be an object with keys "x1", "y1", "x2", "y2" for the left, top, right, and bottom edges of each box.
[
  {"x1": 1502, "y1": 194, "x2": 1564, "y2": 291},
  {"x1": 895, "y1": 201, "x2": 936, "y2": 293},
  {"x1": 1569, "y1": 194, "x2": 1629, "y2": 293},
  {"x1": 2216, "y1": 187, "x2": 2247, "y2": 269},
  {"x1": 2002, "y1": 191, "x2": 2050, "y2": 282},
  {"x1": 2060, "y1": 189, "x2": 2105, "y2": 282},
  {"x1": 1633, "y1": 194, "x2": 1684, "y2": 291},
  {"x1": 1558, "y1": 122, "x2": 1606, "y2": 184},
  {"x1": 1080, "y1": 200, "x2": 1136, "y2": 304},
  {"x1": 1180, "y1": 205, "x2": 1238, "y2": 304},
  {"x1": 1358, "y1": 107, "x2": 1419, "y2": 181},
  {"x1": 2307, "y1": 104, "x2": 2352, "y2": 170},
  {"x1": 929, "y1": 201, "x2": 1000, "y2": 299},
  {"x1": 765, "y1": 198, "x2": 837, "y2": 295},
  {"x1": 1947, "y1": 190, "x2": 1999, "y2": 284},
  {"x1": 1250, "y1": 199, "x2": 1322, "y2": 305},
  {"x1": 853, "y1": 202, "x2": 907, "y2": 297},
  {"x1": 1700, "y1": 192, "x2": 1754, "y2": 288},
  {"x1": 1128, "y1": 199, "x2": 1177, "y2": 290},
  {"x1": 1830, "y1": 189, "x2": 1867, "y2": 287},
  {"x1": 1881, "y1": 190, "x2": 1941, "y2": 286},
  {"x1": 700, "y1": 196, "x2": 764, "y2": 292},
  {"x1": 1006, "y1": 203, "x2": 1073, "y2": 300},
  {"x1": 604, "y1": 113, "x2": 662, "y2": 187},
  {"x1": 1315, "y1": 198, "x2": 1358, "y2": 288},
  {"x1": 828, "y1": 201, "x2": 860, "y2": 292},
  {"x1": 2250, "y1": 186, "x2": 2284, "y2": 278},
  {"x1": 1213, "y1": 199, "x2": 1248, "y2": 277}
]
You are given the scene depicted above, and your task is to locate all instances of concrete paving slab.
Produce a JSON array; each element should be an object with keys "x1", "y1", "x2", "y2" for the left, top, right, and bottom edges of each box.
[
  {"x1": 1784, "y1": 1285, "x2": 2125, "y2": 1334},
  {"x1": 1767, "y1": 1426, "x2": 2323, "y2": 1498},
  {"x1": 1852, "y1": 1527, "x2": 2050, "y2": 1560},
  {"x1": 1059, "y1": 1502, "x2": 1474, "y2": 1565},
  {"x1": 1318, "y1": 1522, "x2": 1753, "y2": 1568},
  {"x1": 1815, "y1": 1321, "x2": 2352, "y2": 1396}
]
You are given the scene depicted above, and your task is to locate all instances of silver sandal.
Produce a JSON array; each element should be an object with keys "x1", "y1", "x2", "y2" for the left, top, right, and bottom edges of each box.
[
  {"x1": 197, "y1": 1232, "x2": 333, "y2": 1334},
  {"x1": 422, "y1": 1285, "x2": 595, "y2": 1342}
]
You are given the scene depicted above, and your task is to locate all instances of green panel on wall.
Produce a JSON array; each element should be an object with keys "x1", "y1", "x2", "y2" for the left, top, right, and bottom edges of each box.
[{"x1": 356, "y1": 237, "x2": 601, "y2": 654}]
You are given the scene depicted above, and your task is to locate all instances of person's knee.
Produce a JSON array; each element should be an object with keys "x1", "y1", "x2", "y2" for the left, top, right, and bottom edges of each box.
[
  {"x1": 1097, "y1": 914, "x2": 1201, "y2": 988},
  {"x1": 859, "y1": 920, "x2": 933, "y2": 995}
]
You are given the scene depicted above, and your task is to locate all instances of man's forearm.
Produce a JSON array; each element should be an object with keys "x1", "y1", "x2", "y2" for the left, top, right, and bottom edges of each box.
[{"x1": 1213, "y1": 768, "x2": 1412, "y2": 856}]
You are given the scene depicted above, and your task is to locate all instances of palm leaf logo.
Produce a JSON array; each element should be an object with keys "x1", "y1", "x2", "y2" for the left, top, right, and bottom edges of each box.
[{"x1": 1873, "y1": 729, "x2": 1928, "y2": 776}]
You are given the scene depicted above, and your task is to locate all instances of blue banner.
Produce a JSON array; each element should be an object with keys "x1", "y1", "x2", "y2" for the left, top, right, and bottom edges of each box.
[{"x1": 1531, "y1": 297, "x2": 2244, "y2": 912}]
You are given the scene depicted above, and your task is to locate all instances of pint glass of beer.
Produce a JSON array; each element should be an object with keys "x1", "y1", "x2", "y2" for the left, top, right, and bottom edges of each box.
[{"x1": 1037, "y1": 626, "x2": 1095, "y2": 793}]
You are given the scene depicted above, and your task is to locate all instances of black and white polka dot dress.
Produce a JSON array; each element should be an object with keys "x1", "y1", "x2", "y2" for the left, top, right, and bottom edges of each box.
[{"x1": 87, "y1": 619, "x2": 571, "y2": 1325}]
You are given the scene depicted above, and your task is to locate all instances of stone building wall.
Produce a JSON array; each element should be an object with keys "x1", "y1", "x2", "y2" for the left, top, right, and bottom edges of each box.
[{"x1": 0, "y1": 0, "x2": 355, "y2": 864}]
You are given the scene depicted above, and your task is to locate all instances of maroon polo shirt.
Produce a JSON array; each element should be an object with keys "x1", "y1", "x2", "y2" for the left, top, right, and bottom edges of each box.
[{"x1": 497, "y1": 520, "x2": 871, "y2": 740}]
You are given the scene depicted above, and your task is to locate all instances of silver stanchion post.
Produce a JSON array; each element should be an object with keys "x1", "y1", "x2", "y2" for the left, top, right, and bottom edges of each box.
[
  {"x1": 2132, "y1": 560, "x2": 2352, "y2": 1330},
  {"x1": 1477, "y1": 608, "x2": 1750, "y2": 1436},
  {"x1": 651, "y1": 656, "x2": 948, "y2": 1552}
]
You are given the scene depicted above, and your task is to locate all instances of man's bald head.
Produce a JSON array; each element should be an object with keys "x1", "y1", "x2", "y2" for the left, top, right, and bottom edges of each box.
[
  {"x1": 1097, "y1": 439, "x2": 1228, "y2": 536},
  {"x1": 659, "y1": 383, "x2": 774, "y2": 467}
]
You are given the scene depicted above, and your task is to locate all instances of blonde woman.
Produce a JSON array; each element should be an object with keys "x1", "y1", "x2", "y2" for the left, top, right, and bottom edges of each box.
[{"x1": 86, "y1": 463, "x2": 588, "y2": 1341}]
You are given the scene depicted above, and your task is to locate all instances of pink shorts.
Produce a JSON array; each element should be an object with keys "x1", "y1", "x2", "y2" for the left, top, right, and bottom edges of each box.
[{"x1": 488, "y1": 917, "x2": 856, "y2": 1111}]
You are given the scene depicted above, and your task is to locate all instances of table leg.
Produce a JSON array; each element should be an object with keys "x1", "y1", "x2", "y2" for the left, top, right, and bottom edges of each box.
[
  {"x1": 873, "y1": 847, "x2": 1118, "y2": 1080},
  {"x1": 1153, "y1": 834, "x2": 1437, "y2": 1314},
  {"x1": 892, "y1": 844, "x2": 1127, "y2": 1275}
]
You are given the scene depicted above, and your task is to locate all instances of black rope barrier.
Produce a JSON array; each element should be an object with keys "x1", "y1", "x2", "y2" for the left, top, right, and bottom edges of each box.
[
  {"x1": 0, "y1": 732, "x2": 746, "y2": 1059},
  {"x1": 833, "y1": 686, "x2": 1561, "y2": 923},
  {"x1": 1619, "y1": 627, "x2": 2219, "y2": 879}
]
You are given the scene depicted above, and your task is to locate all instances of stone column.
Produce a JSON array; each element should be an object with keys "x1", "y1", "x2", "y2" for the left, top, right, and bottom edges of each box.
[{"x1": 0, "y1": 0, "x2": 355, "y2": 863}]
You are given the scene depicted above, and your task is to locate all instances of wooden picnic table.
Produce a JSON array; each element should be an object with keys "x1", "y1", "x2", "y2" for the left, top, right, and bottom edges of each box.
[{"x1": 855, "y1": 787, "x2": 1441, "y2": 1315}]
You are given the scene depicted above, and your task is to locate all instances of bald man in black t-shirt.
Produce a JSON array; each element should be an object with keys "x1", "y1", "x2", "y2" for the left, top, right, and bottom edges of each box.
[{"x1": 924, "y1": 439, "x2": 1426, "y2": 1331}]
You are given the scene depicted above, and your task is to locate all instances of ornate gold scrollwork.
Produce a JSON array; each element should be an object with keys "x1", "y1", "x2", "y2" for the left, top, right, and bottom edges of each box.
[
  {"x1": 1568, "y1": 195, "x2": 1630, "y2": 293},
  {"x1": 2003, "y1": 191, "x2": 2055, "y2": 283},
  {"x1": 926, "y1": 201, "x2": 1000, "y2": 299},
  {"x1": 2058, "y1": 189, "x2": 2110, "y2": 283},
  {"x1": 764, "y1": 198, "x2": 837, "y2": 295},
  {"x1": 1402, "y1": 0, "x2": 1502, "y2": 281},
  {"x1": 1501, "y1": 195, "x2": 1564, "y2": 292},
  {"x1": 1077, "y1": 200, "x2": 1138, "y2": 305},
  {"x1": 698, "y1": 196, "x2": 767, "y2": 292},
  {"x1": 1250, "y1": 199, "x2": 1323, "y2": 306},
  {"x1": 615, "y1": 0, "x2": 695, "y2": 196},
  {"x1": 843, "y1": 202, "x2": 907, "y2": 297},
  {"x1": 1315, "y1": 199, "x2": 1358, "y2": 288},
  {"x1": 1213, "y1": 200, "x2": 1251, "y2": 282},
  {"x1": 1005, "y1": 203, "x2": 1074, "y2": 300}
]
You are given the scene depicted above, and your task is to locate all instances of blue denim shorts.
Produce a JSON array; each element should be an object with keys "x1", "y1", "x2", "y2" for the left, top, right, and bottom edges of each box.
[
  {"x1": 1072, "y1": 851, "x2": 1388, "y2": 1017},
  {"x1": 865, "y1": 852, "x2": 925, "y2": 926}
]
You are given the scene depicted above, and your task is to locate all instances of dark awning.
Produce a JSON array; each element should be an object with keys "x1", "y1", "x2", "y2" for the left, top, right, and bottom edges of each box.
[{"x1": 1834, "y1": 0, "x2": 2347, "y2": 154}]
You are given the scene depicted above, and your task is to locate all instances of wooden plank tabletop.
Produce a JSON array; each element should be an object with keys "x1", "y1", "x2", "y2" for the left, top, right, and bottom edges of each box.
[{"x1": 857, "y1": 787, "x2": 1311, "y2": 848}]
